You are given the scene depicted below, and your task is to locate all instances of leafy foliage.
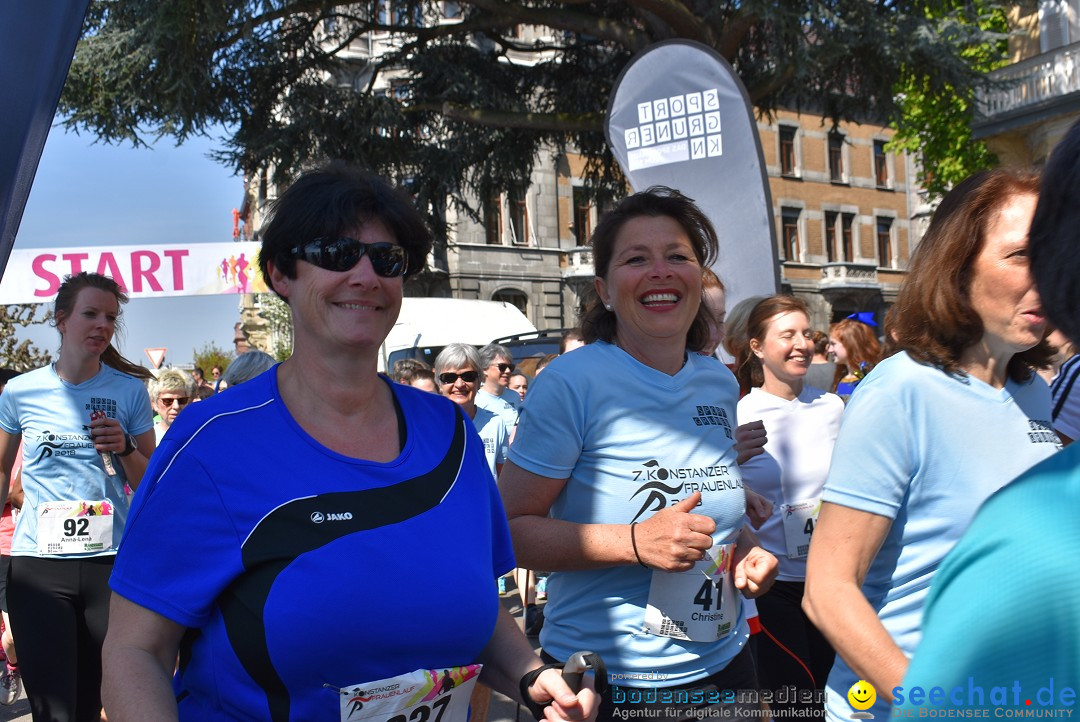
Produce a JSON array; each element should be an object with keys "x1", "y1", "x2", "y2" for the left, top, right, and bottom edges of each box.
[
  {"x1": 888, "y1": 2, "x2": 1009, "y2": 198},
  {"x1": 192, "y1": 342, "x2": 232, "y2": 376},
  {"x1": 60, "y1": 0, "x2": 1008, "y2": 214},
  {"x1": 258, "y1": 294, "x2": 294, "y2": 361},
  {"x1": 0, "y1": 306, "x2": 53, "y2": 372}
]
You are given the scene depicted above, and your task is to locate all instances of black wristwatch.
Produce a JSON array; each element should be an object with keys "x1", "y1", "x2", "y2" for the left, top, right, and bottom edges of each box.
[{"x1": 118, "y1": 433, "x2": 138, "y2": 457}]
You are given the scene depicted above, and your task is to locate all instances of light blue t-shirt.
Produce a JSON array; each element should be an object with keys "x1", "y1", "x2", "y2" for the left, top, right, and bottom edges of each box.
[
  {"x1": 821, "y1": 352, "x2": 1060, "y2": 720},
  {"x1": 897, "y1": 443, "x2": 1079, "y2": 712},
  {"x1": 471, "y1": 405, "x2": 507, "y2": 477},
  {"x1": 500, "y1": 386, "x2": 522, "y2": 411},
  {"x1": 475, "y1": 387, "x2": 517, "y2": 436},
  {"x1": 0, "y1": 363, "x2": 154, "y2": 557},
  {"x1": 508, "y1": 341, "x2": 749, "y2": 685}
]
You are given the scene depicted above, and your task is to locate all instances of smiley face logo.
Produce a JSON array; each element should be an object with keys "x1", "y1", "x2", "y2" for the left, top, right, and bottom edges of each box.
[{"x1": 847, "y1": 680, "x2": 876, "y2": 712}]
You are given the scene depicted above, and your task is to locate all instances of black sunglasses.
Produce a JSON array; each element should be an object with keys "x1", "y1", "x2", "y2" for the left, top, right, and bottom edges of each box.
[
  {"x1": 289, "y1": 237, "x2": 408, "y2": 278},
  {"x1": 439, "y1": 371, "x2": 480, "y2": 385},
  {"x1": 491, "y1": 362, "x2": 515, "y2": 374}
]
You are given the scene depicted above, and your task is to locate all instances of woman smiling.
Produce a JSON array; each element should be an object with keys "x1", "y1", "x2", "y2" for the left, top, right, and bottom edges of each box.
[
  {"x1": 734, "y1": 295, "x2": 843, "y2": 715},
  {"x1": 500, "y1": 187, "x2": 777, "y2": 722}
]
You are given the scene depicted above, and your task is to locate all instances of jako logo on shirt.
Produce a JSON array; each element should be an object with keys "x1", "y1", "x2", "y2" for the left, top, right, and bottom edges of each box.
[{"x1": 311, "y1": 511, "x2": 353, "y2": 523}]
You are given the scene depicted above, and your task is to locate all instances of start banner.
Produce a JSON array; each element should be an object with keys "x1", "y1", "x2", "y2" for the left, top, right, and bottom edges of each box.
[{"x1": 0, "y1": 242, "x2": 268, "y2": 304}]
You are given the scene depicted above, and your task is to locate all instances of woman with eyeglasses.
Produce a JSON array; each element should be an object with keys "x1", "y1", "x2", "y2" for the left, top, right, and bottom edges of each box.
[
  {"x1": 102, "y1": 164, "x2": 596, "y2": 722},
  {"x1": 0, "y1": 271, "x2": 155, "y2": 722},
  {"x1": 500, "y1": 187, "x2": 778, "y2": 722},
  {"x1": 434, "y1": 343, "x2": 508, "y2": 477},
  {"x1": 149, "y1": 369, "x2": 197, "y2": 444}
]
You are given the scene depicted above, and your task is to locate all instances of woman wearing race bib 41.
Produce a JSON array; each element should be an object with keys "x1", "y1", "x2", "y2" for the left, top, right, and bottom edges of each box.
[{"x1": 500, "y1": 187, "x2": 778, "y2": 722}]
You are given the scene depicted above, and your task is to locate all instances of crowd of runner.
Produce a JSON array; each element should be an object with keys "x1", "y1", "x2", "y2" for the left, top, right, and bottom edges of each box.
[{"x1": 0, "y1": 120, "x2": 1079, "y2": 722}]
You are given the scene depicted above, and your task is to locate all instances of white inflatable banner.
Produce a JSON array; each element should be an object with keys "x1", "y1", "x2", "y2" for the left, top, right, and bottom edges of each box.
[
  {"x1": 0, "y1": 242, "x2": 268, "y2": 304},
  {"x1": 605, "y1": 40, "x2": 779, "y2": 308}
]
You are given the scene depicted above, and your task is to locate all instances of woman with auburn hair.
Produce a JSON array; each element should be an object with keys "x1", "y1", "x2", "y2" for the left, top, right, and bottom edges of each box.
[
  {"x1": 0, "y1": 272, "x2": 155, "y2": 721},
  {"x1": 827, "y1": 318, "x2": 881, "y2": 398},
  {"x1": 803, "y1": 168, "x2": 1061, "y2": 721},
  {"x1": 735, "y1": 295, "x2": 843, "y2": 716}
]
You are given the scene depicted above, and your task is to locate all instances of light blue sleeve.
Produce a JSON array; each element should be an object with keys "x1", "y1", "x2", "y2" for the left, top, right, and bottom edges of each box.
[
  {"x1": 121, "y1": 378, "x2": 155, "y2": 436},
  {"x1": 507, "y1": 368, "x2": 585, "y2": 479},
  {"x1": 822, "y1": 380, "x2": 916, "y2": 520},
  {"x1": 0, "y1": 384, "x2": 18, "y2": 434}
]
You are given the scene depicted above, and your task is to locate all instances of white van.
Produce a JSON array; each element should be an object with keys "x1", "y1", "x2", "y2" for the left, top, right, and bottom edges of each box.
[{"x1": 379, "y1": 297, "x2": 536, "y2": 372}]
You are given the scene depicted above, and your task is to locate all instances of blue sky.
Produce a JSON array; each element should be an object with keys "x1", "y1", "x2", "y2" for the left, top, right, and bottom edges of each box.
[{"x1": 11, "y1": 124, "x2": 245, "y2": 369}]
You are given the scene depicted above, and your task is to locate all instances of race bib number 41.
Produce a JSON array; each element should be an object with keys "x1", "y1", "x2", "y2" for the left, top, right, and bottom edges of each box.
[
  {"x1": 37, "y1": 500, "x2": 114, "y2": 555},
  {"x1": 644, "y1": 542, "x2": 737, "y2": 642},
  {"x1": 339, "y1": 665, "x2": 481, "y2": 722}
]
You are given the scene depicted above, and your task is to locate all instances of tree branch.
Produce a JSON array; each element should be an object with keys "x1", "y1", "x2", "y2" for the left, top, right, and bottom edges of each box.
[
  {"x1": 410, "y1": 101, "x2": 603, "y2": 132},
  {"x1": 625, "y1": 0, "x2": 715, "y2": 45}
]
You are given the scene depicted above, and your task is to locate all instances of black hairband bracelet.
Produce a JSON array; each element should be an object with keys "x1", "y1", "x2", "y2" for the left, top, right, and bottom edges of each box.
[{"x1": 518, "y1": 651, "x2": 608, "y2": 720}]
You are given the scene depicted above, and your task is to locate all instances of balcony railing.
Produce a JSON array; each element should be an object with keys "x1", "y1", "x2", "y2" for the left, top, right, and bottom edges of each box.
[
  {"x1": 820, "y1": 262, "x2": 878, "y2": 288},
  {"x1": 976, "y1": 42, "x2": 1080, "y2": 125},
  {"x1": 562, "y1": 247, "x2": 593, "y2": 279}
]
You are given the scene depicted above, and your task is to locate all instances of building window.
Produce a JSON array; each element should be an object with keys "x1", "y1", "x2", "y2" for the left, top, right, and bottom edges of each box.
[
  {"x1": 841, "y1": 213, "x2": 855, "y2": 261},
  {"x1": 572, "y1": 186, "x2": 591, "y2": 246},
  {"x1": 510, "y1": 189, "x2": 528, "y2": 245},
  {"x1": 824, "y1": 211, "x2": 838, "y2": 262},
  {"x1": 781, "y1": 207, "x2": 801, "y2": 261},
  {"x1": 877, "y1": 217, "x2": 893, "y2": 267},
  {"x1": 779, "y1": 126, "x2": 797, "y2": 177},
  {"x1": 493, "y1": 288, "x2": 528, "y2": 315},
  {"x1": 828, "y1": 132, "x2": 845, "y2": 183},
  {"x1": 485, "y1": 196, "x2": 502, "y2": 245},
  {"x1": 874, "y1": 140, "x2": 889, "y2": 188}
]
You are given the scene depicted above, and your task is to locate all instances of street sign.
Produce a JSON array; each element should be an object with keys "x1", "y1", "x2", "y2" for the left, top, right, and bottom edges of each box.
[{"x1": 145, "y1": 348, "x2": 167, "y2": 369}]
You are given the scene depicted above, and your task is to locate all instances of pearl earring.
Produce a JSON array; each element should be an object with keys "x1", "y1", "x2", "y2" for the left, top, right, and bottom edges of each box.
[{"x1": 604, "y1": 303, "x2": 613, "y2": 311}]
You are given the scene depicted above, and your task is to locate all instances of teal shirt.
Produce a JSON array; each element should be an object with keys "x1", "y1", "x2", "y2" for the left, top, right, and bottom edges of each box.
[{"x1": 898, "y1": 444, "x2": 1080, "y2": 711}]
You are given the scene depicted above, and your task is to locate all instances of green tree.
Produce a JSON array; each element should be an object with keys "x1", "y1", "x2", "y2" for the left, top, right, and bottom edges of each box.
[
  {"x1": 193, "y1": 342, "x2": 232, "y2": 378},
  {"x1": 888, "y1": 2, "x2": 1009, "y2": 198},
  {"x1": 0, "y1": 305, "x2": 53, "y2": 372},
  {"x1": 60, "y1": 0, "x2": 1007, "y2": 214}
]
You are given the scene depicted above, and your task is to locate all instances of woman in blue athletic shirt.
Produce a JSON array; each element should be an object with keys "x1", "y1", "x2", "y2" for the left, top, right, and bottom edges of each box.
[
  {"x1": 803, "y1": 168, "x2": 1061, "y2": 721},
  {"x1": 102, "y1": 164, "x2": 597, "y2": 722},
  {"x1": 501, "y1": 187, "x2": 778, "y2": 722}
]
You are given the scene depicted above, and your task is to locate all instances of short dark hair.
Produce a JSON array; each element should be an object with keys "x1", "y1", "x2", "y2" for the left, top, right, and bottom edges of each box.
[
  {"x1": 892, "y1": 167, "x2": 1051, "y2": 382},
  {"x1": 259, "y1": 162, "x2": 432, "y2": 300},
  {"x1": 1031, "y1": 118, "x2": 1080, "y2": 345},
  {"x1": 581, "y1": 186, "x2": 719, "y2": 352}
]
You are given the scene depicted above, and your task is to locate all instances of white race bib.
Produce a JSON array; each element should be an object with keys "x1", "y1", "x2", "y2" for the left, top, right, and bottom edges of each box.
[
  {"x1": 779, "y1": 497, "x2": 820, "y2": 560},
  {"x1": 644, "y1": 542, "x2": 737, "y2": 642},
  {"x1": 37, "y1": 500, "x2": 114, "y2": 555},
  {"x1": 338, "y1": 665, "x2": 481, "y2": 722}
]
